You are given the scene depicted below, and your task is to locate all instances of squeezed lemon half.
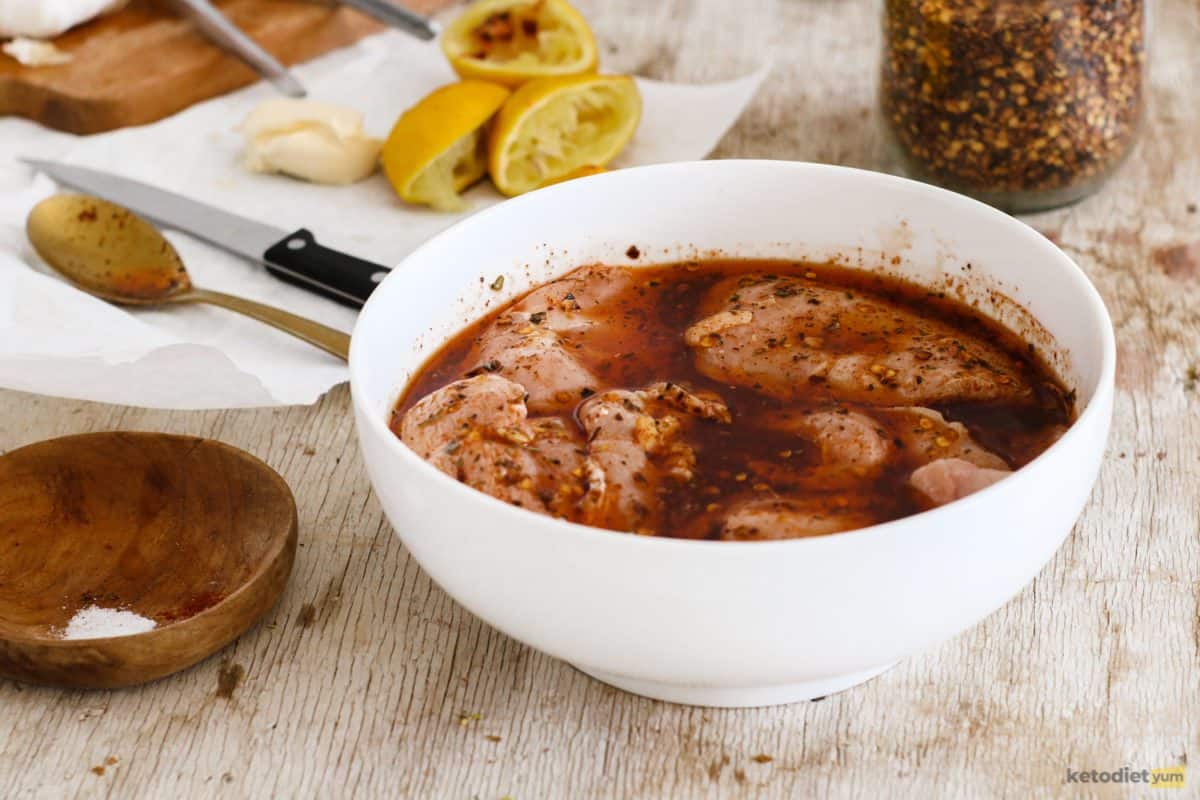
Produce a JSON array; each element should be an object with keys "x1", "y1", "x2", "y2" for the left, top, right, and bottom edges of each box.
[
  {"x1": 489, "y1": 74, "x2": 641, "y2": 196},
  {"x1": 441, "y1": 0, "x2": 598, "y2": 88},
  {"x1": 538, "y1": 164, "x2": 607, "y2": 188},
  {"x1": 381, "y1": 81, "x2": 511, "y2": 211}
]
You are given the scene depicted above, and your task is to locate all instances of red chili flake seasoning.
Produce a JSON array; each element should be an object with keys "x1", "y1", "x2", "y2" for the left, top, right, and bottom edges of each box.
[
  {"x1": 881, "y1": 0, "x2": 1145, "y2": 211},
  {"x1": 156, "y1": 591, "x2": 225, "y2": 623}
]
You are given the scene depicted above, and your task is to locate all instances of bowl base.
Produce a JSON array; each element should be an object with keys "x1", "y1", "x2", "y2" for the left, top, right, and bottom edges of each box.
[{"x1": 573, "y1": 661, "x2": 897, "y2": 708}]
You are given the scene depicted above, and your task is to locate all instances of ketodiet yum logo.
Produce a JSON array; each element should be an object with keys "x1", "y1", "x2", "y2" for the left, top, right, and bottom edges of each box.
[{"x1": 1064, "y1": 765, "x2": 1186, "y2": 789}]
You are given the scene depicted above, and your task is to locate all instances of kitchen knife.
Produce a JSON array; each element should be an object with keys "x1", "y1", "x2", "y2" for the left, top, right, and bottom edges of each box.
[{"x1": 21, "y1": 159, "x2": 389, "y2": 309}]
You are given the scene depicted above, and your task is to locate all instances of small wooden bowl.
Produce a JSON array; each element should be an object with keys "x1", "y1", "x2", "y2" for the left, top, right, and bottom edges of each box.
[{"x1": 0, "y1": 432, "x2": 297, "y2": 689}]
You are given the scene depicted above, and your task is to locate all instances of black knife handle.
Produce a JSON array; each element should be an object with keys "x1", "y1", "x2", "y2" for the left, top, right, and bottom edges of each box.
[{"x1": 262, "y1": 229, "x2": 390, "y2": 308}]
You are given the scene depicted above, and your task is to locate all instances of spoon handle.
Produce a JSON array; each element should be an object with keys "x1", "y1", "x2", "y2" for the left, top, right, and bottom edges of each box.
[{"x1": 183, "y1": 289, "x2": 350, "y2": 361}]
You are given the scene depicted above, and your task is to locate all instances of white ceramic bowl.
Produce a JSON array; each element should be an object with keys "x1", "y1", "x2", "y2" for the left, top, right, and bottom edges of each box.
[{"x1": 351, "y1": 161, "x2": 1115, "y2": 707}]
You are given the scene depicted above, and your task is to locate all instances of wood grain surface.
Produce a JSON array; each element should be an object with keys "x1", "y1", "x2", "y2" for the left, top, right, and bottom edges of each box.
[
  {"x1": 1, "y1": 0, "x2": 1198, "y2": 797},
  {"x1": 0, "y1": 432, "x2": 297, "y2": 689},
  {"x1": 0, "y1": 0, "x2": 452, "y2": 134}
]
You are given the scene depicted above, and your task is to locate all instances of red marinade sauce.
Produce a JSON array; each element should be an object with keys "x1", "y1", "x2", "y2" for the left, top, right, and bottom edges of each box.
[{"x1": 391, "y1": 260, "x2": 1074, "y2": 540}]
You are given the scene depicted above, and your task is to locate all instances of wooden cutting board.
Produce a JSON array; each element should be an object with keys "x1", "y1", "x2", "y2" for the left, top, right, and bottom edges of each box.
[{"x1": 0, "y1": 0, "x2": 453, "y2": 135}]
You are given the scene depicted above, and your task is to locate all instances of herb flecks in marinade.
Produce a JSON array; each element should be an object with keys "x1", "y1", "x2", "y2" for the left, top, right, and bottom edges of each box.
[{"x1": 393, "y1": 260, "x2": 1072, "y2": 540}]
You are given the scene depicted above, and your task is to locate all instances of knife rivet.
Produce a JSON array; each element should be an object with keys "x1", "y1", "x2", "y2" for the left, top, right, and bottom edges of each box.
[
  {"x1": 370, "y1": 272, "x2": 387, "y2": 284},
  {"x1": 286, "y1": 238, "x2": 307, "y2": 251}
]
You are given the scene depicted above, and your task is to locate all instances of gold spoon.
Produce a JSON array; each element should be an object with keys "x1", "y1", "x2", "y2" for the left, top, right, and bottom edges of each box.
[{"x1": 26, "y1": 194, "x2": 350, "y2": 361}]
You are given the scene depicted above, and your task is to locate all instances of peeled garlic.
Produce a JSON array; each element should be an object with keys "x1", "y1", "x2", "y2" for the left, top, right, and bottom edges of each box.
[
  {"x1": 0, "y1": 0, "x2": 128, "y2": 39},
  {"x1": 240, "y1": 99, "x2": 383, "y2": 186}
]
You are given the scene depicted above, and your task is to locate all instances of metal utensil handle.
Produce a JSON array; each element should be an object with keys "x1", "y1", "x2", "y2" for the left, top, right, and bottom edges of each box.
[
  {"x1": 183, "y1": 289, "x2": 350, "y2": 361},
  {"x1": 339, "y1": 0, "x2": 439, "y2": 41},
  {"x1": 167, "y1": 0, "x2": 306, "y2": 97}
]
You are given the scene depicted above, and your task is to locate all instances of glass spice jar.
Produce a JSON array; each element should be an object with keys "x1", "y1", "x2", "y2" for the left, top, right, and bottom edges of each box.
[{"x1": 881, "y1": 0, "x2": 1146, "y2": 213}]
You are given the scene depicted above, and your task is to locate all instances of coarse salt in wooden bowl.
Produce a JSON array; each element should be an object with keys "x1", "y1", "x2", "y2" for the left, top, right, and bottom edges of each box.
[{"x1": 0, "y1": 432, "x2": 297, "y2": 689}]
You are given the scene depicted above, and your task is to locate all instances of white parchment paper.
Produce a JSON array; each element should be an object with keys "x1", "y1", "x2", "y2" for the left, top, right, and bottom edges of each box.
[{"x1": 0, "y1": 27, "x2": 767, "y2": 408}]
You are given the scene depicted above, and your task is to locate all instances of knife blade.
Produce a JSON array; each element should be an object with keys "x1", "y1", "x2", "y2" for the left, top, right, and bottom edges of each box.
[{"x1": 22, "y1": 159, "x2": 390, "y2": 308}]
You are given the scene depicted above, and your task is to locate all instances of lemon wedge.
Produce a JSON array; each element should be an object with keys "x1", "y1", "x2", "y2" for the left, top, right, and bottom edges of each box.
[
  {"x1": 489, "y1": 74, "x2": 641, "y2": 196},
  {"x1": 381, "y1": 81, "x2": 511, "y2": 211},
  {"x1": 442, "y1": 0, "x2": 598, "y2": 87}
]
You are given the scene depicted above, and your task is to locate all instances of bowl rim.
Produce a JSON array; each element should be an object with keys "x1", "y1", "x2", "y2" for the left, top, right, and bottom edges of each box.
[{"x1": 350, "y1": 159, "x2": 1116, "y2": 552}]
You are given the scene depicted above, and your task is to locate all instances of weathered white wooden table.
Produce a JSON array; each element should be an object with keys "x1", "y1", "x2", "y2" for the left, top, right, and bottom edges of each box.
[{"x1": 2, "y1": 1, "x2": 1197, "y2": 797}]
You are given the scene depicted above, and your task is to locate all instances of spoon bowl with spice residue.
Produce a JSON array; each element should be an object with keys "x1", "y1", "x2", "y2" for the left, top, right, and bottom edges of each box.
[
  {"x1": 0, "y1": 432, "x2": 298, "y2": 689},
  {"x1": 25, "y1": 194, "x2": 350, "y2": 360}
]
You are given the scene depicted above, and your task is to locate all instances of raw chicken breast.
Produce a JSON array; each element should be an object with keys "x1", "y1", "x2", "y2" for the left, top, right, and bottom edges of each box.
[
  {"x1": 718, "y1": 497, "x2": 880, "y2": 541},
  {"x1": 877, "y1": 407, "x2": 1010, "y2": 470},
  {"x1": 398, "y1": 374, "x2": 586, "y2": 515},
  {"x1": 909, "y1": 458, "x2": 1011, "y2": 507},
  {"x1": 473, "y1": 322, "x2": 598, "y2": 413},
  {"x1": 467, "y1": 266, "x2": 660, "y2": 413},
  {"x1": 756, "y1": 404, "x2": 1006, "y2": 487},
  {"x1": 399, "y1": 373, "x2": 528, "y2": 459},
  {"x1": 577, "y1": 383, "x2": 729, "y2": 533},
  {"x1": 685, "y1": 273, "x2": 1031, "y2": 406},
  {"x1": 764, "y1": 408, "x2": 894, "y2": 481}
]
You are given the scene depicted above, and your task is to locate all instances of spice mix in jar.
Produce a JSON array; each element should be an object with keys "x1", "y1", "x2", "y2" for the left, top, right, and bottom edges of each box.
[{"x1": 881, "y1": 0, "x2": 1145, "y2": 212}]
